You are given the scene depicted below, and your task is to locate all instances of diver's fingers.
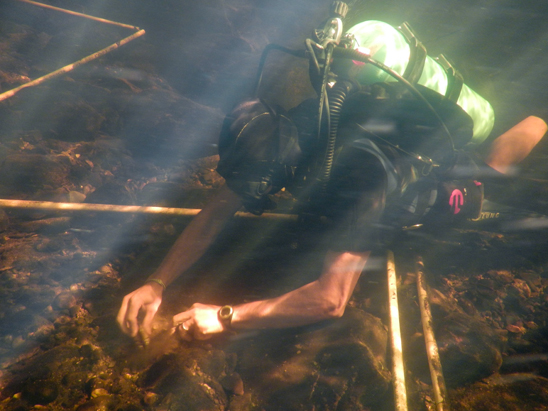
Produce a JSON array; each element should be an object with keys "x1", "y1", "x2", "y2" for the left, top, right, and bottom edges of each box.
[
  {"x1": 116, "y1": 294, "x2": 131, "y2": 334},
  {"x1": 172, "y1": 313, "x2": 193, "y2": 341},
  {"x1": 125, "y1": 298, "x2": 142, "y2": 338},
  {"x1": 142, "y1": 304, "x2": 159, "y2": 337},
  {"x1": 172, "y1": 312, "x2": 191, "y2": 328}
]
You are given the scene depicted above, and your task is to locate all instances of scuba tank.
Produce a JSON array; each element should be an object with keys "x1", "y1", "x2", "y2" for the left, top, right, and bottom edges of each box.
[
  {"x1": 334, "y1": 20, "x2": 495, "y2": 144},
  {"x1": 251, "y1": 1, "x2": 496, "y2": 173}
]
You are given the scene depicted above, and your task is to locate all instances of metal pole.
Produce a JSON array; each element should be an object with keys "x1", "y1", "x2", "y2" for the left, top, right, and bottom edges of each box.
[
  {"x1": 0, "y1": 198, "x2": 298, "y2": 220},
  {"x1": 416, "y1": 256, "x2": 448, "y2": 411},
  {"x1": 0, "y1": 29, "x2": 146, "y2": 102},
  {"x1": 15, "y1": 0, "x2": 141, "y2": 30},
  {"x1": 387, "y1": 250, "x2": 408, "y2": 411}
]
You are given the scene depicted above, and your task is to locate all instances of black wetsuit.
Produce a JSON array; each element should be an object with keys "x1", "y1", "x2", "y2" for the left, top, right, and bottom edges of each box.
[
  {"x1": 285, "y1": 84, "x2": 484, "y2": 251},
  {"x1": 218, "y1": 83, "x2": 486, "y2": 252}
]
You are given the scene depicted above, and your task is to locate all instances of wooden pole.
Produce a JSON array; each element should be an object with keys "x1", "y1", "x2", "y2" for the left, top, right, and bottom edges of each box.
[
  {"x1": 16, "y1": 0, "x2": 141, "y2": 30},
  {"x1": 387, "y1": 250, "x2": 408, "y2": 411},
  {"x1": 0, "y1": 198, "x2": 298, "y2": 220},
  {"x1": 0, "y1": 29, "x2": 146, "y2": 102},
  {"x1": 416, "y1": 256, "x2": 448, "y2": 411}
]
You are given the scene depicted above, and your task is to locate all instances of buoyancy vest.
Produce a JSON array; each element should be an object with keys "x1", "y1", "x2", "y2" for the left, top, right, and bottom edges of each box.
[{"x1": 217, "y1": 83, "x2": 484, "y2": 233}]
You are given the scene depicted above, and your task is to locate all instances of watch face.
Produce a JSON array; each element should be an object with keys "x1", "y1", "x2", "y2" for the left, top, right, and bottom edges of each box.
[{"x1": 219, "y1": 306, "x2": 233, "y2": 320}]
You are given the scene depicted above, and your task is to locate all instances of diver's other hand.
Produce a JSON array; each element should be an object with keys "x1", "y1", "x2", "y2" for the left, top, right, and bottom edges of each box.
[
  {"x1": 117, "y1": 282, "x2": 163, "y2": 339},
  {"x1": 172, "y1": 303, "x2": 224, "y2": 341}
]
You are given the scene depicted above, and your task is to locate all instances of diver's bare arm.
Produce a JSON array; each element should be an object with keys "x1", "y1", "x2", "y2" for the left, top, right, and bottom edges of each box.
[
  {"x1": 485, "y1": 116, "x2": 547, "y2": 174},
  {"x1": 150, "y1": 185, "x2": 243, "y2": 286},
  {"x1": 231, "y1": 250, "x2": 369, "y2": 329},
  {"x1": 119, "y1": 185, "x2": 242, "y2": 337}
]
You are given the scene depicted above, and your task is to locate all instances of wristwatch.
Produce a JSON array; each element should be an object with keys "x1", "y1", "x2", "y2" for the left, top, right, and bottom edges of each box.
[{"x1": 218, "y1": 305, "x2": 234, "y2": 328}]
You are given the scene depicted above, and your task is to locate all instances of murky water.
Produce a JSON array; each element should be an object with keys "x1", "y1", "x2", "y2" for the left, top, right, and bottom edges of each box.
[{"x1": 1, "y1": 1, "x2": 548, "y2": 410}]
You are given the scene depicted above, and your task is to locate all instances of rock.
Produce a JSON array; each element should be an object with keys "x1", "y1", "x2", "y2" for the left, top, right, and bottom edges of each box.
[
  {"x1": 14, "y1": 285, "x2": 56, "y2": 311},
  {"x1": 0, "y1": 154, "x2": 70, "y2": 193},
  {"x1": 84, "y1": 181, "x2": 136, "y2": 205},
  {"x1": 508, "y1": 279, "x2": 532, "y2": 300},
  {"x1": 143, "y1": 391, "x2": 159, "y2": 405},
  {"x1": 52, "y1": 292, "x2": 77, "y2": 310},
  {"x1": 476, "y1": 278, "x2": 497, "y2": 298},
  {"x1": 75, "y1": 396, "x2": 112, "y2": 411},
  {"x1": 190, "y1": 348, "x2": 227, "y2": 380},
  {"x1": 118, "y1": 404, "x2": 143, "y2": 411},
  {"x1": 501, "y1": 351, "x2": 548, "y2": 376},
  {"x1": 22, "y1": 379, "x2": 59, "y2": 405},
  {"x1": 34, "y1": 237, "x2": 63, "y2": 252},
  {"x1": 228, "y1": 393, "x2": 254, "y2": 411},
  {"x1": 81, "y1": 136, "x2": 130, "y2": 166},
  {"x1": 50, "y1": 315, "x2": 72, "y2": 329},
  {"x1": 449, "y1": 373, "x2": 548, "y2": 411},
  {"x1": 77, "y1": 346, "x2": 101, "y2": 368},
  {"x1": 12, "y1": 335, "x2": 25, "y2": 349},
  {"x1": 458, "y1": 297, "x2": 478, "y2": 316},
  {"x1": 220, "y1": 372, "x2": 244, "y2": 395},
  {"x1": 168, "y1": 376, "x2": 228, "y2": 411},
  {"x1": 428, "y1": 288, "x2": 504, "y2": 388},
  {"x1": 525, "y1": 321, "x2": 539, "y2": 329},
  {"x1": 18, "y1": 217, "x2": 71, "y2": 233},
  {"x1": 39, "y1": 100, "x2": 106, "y2": 142},
  {"x1": 142, "y1": 351, "x2": 228, "y2": 411},
  {"x1": 68, "y1": 190, "x2": 87, "y2": 203},
  {"x1": 118, "y1": 405, "x2": 144, "y2": 411},
  {"x1": 507, "y1": 324, "x2": 526, "y2": 334},
  {"x1": 29, "y1": 316, "x2": 54, "y2": 340},
  {"x1": 487, "y1": 269, "x2": 514, "y2": 285},
  {"x1": 233, "y1": 308, "x2": 390, "y2": 411},
  {"x1": 91, "y1": 388, "x2": 110, "y2": 398},
  {"x1": 79, "y1": 344, "x2": 95, "y2": 359}
]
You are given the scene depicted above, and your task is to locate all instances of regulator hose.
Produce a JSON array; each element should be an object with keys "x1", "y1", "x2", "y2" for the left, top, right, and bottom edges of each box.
[{"x1": 318, "y1": 80, "x2": 354, "y2": 188}]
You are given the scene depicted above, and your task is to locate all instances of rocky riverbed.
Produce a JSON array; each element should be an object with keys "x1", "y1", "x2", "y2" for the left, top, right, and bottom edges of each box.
[{"x1": 1, "y1": 1, "x2": 548, "y2": 410}]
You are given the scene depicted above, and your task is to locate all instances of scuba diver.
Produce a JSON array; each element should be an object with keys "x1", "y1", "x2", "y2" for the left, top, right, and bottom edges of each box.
[{"x1": 117, "y1": 2, "x2": 546, "y2": 342}]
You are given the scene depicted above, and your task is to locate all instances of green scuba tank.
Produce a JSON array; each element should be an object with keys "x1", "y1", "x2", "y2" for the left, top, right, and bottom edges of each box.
[{"x1": 341, "y1": 20, "x2": 495, "y2": 145}]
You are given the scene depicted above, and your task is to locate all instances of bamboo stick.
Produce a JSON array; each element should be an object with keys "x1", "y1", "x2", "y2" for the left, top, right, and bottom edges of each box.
[
  {"x1": 416, "y1": 256, "x2": 448, "y2": 411},
  {"x1": 0, "y1": 29, "x2": 146, "y2": 102},
  {"x1": 16, "y1": 0, "x2": 140, "y2": 30},
  {"x1": 0, "y1": 198, "x2": 299, "y2": 220},
  {"x1": 387, "y1": 250, "x2": 408, "y2": 411}
]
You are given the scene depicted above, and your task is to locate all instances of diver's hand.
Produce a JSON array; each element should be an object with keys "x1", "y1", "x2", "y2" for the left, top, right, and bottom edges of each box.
[
  {"x1": 117, "y1": 282, "x2": 163, "y2": 339},
  {"x1": 172, "y1": 303, "x2": 224, "y2": 341}
]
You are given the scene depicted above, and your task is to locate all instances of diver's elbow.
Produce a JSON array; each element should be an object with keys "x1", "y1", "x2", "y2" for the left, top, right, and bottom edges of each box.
[{"x1": 322, "y1": 298, "x2": 347, "y2": 319}]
